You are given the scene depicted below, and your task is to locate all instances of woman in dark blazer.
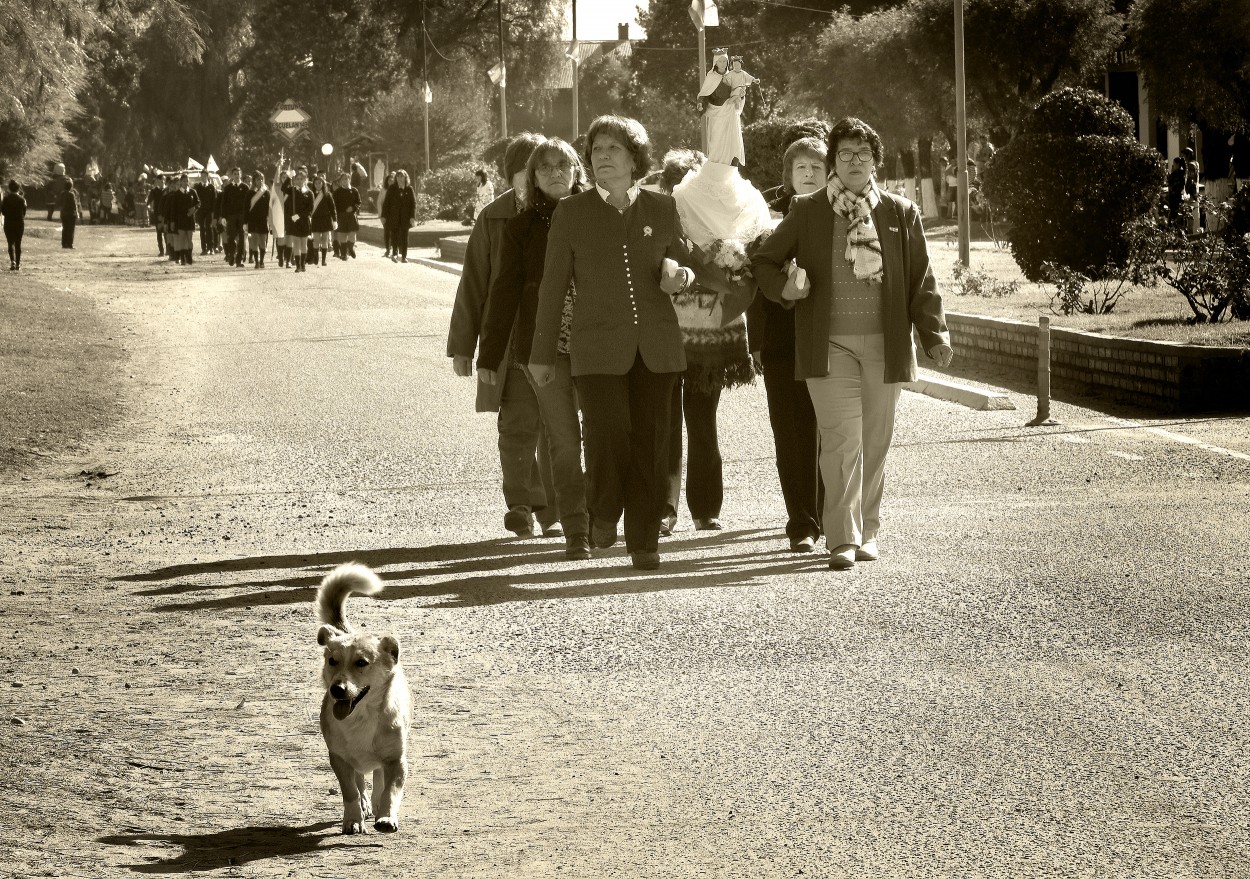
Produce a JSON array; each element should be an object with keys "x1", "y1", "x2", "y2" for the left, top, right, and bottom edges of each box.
[
  {"x1": 308, "y1": 174, "x2": 338, "y2": 266},
  {"x1": 384, "y1": 171, "x2": 416, "y2": 262},
  {"x1": 168, "y1": 174, "x2": 199, "y2": 264},
  {"x1": 244, "y1": 170, "x2": 272, "y2": 269},
  {"x1": 331, "y1": 171, "x2": 360, "y2": 259},
  {"x1": 3, "y1": 180, "x2": 27, "y2": 270},
  {"x1": 478, "y1": 138, "x2": 591, "y2": 561},
  {"x1": 528, "y1": 115, "x2": 728, "y2": 571},
  {"x1": 751, "y1": 116, "x2": 951, "y2": 571},
  {"x1": 286, "y1": 170, "x2": 313, "y2": 273},
  {"x1": 746, "y1": 136, "x2": 828, "y2": 552}
]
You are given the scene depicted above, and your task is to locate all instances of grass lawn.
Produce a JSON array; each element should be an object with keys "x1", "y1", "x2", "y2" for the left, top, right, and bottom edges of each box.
[{"x1": 923, "y1": 219, "x2": 1250, "y2": 349}]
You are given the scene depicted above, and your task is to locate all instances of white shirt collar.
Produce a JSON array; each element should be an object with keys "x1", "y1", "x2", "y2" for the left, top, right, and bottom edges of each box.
[{"x1": 596, "y1": 182, "x2": 640, "y2": 210}]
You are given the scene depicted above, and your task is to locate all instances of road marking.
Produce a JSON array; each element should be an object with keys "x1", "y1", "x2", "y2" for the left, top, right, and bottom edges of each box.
[{"x1": 1104, "y1": 417, "x2": 1250, "y2": 462}]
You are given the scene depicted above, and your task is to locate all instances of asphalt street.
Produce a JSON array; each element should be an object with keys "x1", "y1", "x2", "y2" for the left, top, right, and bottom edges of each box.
[{"x1": 3, "y1": 225, "x2": 1250, "y2": 877}]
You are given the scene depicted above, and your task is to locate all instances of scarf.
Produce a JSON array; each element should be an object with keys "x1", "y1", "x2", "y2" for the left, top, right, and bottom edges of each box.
[{"x1": 827, "y1": 175, "x2": 883, "y2": 282}]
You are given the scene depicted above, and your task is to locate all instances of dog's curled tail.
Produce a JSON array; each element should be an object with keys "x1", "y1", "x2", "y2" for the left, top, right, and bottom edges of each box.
[{"x1": 316, "y1": 563, "x2": 385, "y2": 632}]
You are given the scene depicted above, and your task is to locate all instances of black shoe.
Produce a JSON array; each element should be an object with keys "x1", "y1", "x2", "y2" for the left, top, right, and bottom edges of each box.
[
  {"x1": 693, "y1": 517, "x2": 723, "y2": 531},
  {"x1": 565, "y1": 534, "x2": 591, "y2": 561},
  {"x1": 504, "y1": 506, "x2": 534, "y2": 537},
  {"x1": 591, "y1": 519, "x2": 618, "y2": 549},
  {"x1": 630, "y1": 551, "x2": 660, "y2": 570},
  {"x1": 790, "y1": 535, "x2": 816, "y2": 553},
  {"x1": 349, "y1": 244, "x2": 357, "y2": 259}
]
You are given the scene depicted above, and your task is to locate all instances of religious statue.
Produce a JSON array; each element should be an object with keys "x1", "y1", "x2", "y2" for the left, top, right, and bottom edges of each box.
[{"x1": 697, "y1": 49, "x2": 758, "y2": 167}]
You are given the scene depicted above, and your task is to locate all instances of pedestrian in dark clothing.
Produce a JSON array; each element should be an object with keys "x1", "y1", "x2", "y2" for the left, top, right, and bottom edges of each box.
[
  {"x1": 331, "y1": 171, "x2": 360, "y2": 260},
  {"x1": 377, "y1": 171, "x2": 396, "y2": 257},
  {"x1": 245, "y1": 169, "x2": 273, "y2": 269},
  {"x1": 161, "y1": 183, "x2": 179, "y2": 261},
  {"x1": 220, "y1": 167, "x2": 251, "y2": 267},
  {"x1": 384, "y1": 170, "x2": 416, "y2": 262},
  {"x1": 1166, "y1": 157, "x2": 1187, "y2": 224},
  {"x1": 3, "y1": 180, "x2": 27, "y2": 269},
  {"x1": 149, "y1": 175, "x2": 167, "y2": 255},
  {"x1": 193, "y1": 172, "x2": 217, "y2": 255},
  {"x1": 286, "y1": 170, "x2": 313, "y2": 273},
  {"x1": 169, "y1": 174, "x2": 200, "y2": 265},
  {"x1": 308, "y1": 175, "x2": 337, "y2": 266},
  {"x1": 61, "y1": 178, "x2": 81, "y2": 249}
]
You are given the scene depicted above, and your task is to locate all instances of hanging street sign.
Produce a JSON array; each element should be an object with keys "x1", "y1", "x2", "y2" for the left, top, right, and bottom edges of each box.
[{"x1": 270, "y1": 100, "x2": 312, "y2": 142}]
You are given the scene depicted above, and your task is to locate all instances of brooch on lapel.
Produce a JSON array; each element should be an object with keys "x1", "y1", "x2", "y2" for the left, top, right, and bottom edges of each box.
[
  {"x1": 643, "y1": 226, "x2": 653, "y2": 237},
  {"x1": 888, "y1": 226, "x2": 899, "y2": 232}
]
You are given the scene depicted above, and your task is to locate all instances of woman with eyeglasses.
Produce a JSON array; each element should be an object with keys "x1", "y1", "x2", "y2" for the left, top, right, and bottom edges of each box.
[
  {"x1": 751, "y1": 117, "x2": 952, "y2": 571},
  {"x1": 476, "y1": 139, "x2": 591, "y2": 561}
]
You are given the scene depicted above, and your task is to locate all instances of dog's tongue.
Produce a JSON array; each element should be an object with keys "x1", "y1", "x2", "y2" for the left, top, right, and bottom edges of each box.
[{"x1": 332, "y1": 699, "x2": 354, "y2": 721}]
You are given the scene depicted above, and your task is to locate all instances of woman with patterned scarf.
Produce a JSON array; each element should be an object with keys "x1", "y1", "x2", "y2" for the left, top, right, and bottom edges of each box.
[
  {"x1": 476, "y1": 138, "x2": 592, "y2": 562},
  {"x1": 751, "y1": 117, "x2": 952, "y2": 571}
]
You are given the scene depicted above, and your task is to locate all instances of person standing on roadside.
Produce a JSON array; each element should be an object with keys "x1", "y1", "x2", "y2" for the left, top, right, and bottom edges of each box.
[
  {"x1": 220, "y1": 167, "x2": 251, "y2": 267},
  {"x1": 384, "y1": 170, "x2": 416, "y2": 263},
  {"x1": 3, "y1": 180, "x2": 27, "y2": 270},
  {"x1": 377, "y1": 170, "x2": 395, "y2": 258},
  {"x1": 331, "y1": 171, "x2": 360, "y2": 260},
  {"x1": 134, "y1": 174, "x2": 151, "y2": 227},
  {"x1": 148, "y1": 174, "x2": 167, "y2": 255},
  {"x1": 61, "y1": 178, "x2": 81, "y2": 249}
]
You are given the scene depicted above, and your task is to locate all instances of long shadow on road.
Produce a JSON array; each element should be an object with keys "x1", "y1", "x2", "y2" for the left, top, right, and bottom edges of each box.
[
  {"x1": 97, "y1": 822, "x2": 364, "y2": 873},
  {"x1": 117, "y1": 530, "x2": 822, "y2": 613}
]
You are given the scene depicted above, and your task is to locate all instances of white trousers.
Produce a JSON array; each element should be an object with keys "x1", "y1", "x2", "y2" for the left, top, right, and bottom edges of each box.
[{"x1": 805, "y1": 334, "x2": 902, "y2": 549}]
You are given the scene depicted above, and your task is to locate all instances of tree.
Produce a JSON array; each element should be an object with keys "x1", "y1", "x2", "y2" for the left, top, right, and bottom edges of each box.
[
  {"x1": 366, "y1": 64, "x2": 493, "y2": 173},
  {"x1": 1130, "y1": 0, "x2": 1250, "y2": 133}
]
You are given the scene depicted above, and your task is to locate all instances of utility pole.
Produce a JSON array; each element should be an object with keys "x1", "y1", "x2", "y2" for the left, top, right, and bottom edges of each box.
[
  {"x1": 421, "y1": 0, "x2": 430, "y2": 174},
  {"x1": 954, "y1": 0, "x2": 971, "y2": 267},
  {"x1": 570, "y1": 0, "x2": 578, "y2": 143},
  {"x1": 497, "y1": 0, "x2": 508, "y2": 139}
]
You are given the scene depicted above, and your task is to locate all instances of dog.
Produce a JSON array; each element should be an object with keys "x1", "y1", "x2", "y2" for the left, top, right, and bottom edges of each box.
[{"x1": 316, "y1": 563, "x2": 412, "y2": 834}]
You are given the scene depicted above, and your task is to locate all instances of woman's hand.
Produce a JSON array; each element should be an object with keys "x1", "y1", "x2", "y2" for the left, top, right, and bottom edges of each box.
[
  {"x1": 781, "y1": 266, "x2": 809, "y2": 300},
  {"x1": 928, "y1": 344, "x2": 954, "y2": 368},
  {"x1": 452, "y1": 355, "x2": 473, "y2": 377},
  {"x1": 477, "y1": 367, "x2": 497, "y2": 386},
  {"x1": 659, "y1": 259, "x2": 690, "y2": 294},
  {"x1": 527, "y1": 362, "x2": 553, "y2": 387}
]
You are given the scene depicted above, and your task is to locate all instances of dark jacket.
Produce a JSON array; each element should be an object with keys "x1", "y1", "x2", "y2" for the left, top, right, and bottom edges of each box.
[
  {"x1": 220, "y1": 181, "x2": 251, "y2": 218},
  {"x1": 530, "y1": 187, "x2": 727, "y2": 376},
  {"x1": 148, "y1": 185, "x2": 166, "y2": 221},
  {"x1": 751, "y1": 188, "x2": 949, "y2": 383},
  {"x1": 193, "y1": 182, "x2": 217, "y2": 219},
  {"x1": 746, "y1": 190, "x2": 799, "y2": 365},
  {"x1": 2, "y1": 192, "x2": 27, "y2": 230},
  {"x1": 61, "y1": 189, "x2": 81, "y2": 222},
  {"x1": 245, "y1": 187, "x2": 271, "y2": 231},
  {"x1": 447, "y1": 189, "x2": 521, "y2": 413},
  {"x1": 168, "y1": 187, "x2": 200, "y2": 232},
  {"x1": 383, "y1": 184, "x2": 415, "y2": 227},
  {"x1": 286, "y1": 187, "x2": 313, "y2": 236},
  {"x1": 332, "y1": 186, "x2": 360, "y2": 233},
  {"x1": 478, "y1": 191, "x2": 565, "y2": 371},
  {"x1": 308, "y1": 187, "x2": 337, "y2": 233}
]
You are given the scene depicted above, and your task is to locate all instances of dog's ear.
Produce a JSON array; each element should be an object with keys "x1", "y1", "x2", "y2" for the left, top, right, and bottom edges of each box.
[
  {"x1": 317, "y1": 624, "x2": 342, "y2": 646},
  {"x1": 379, "y1": 635, "x2": 400, "y2": 663}
]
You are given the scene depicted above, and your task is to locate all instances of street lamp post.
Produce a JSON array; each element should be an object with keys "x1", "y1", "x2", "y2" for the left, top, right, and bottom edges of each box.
[
  {"x1": 422, "y1": 0, "x2": 430, "y2": 174},
  {"x1": 570, "y1": 0, "x2": 578, "y2": 142},
  {"x1": 497, "y1": 0, "x2": 508, "y2": 139},
  {"x1": 954, "y1": 0, "x2": 971, "y2": 267}
]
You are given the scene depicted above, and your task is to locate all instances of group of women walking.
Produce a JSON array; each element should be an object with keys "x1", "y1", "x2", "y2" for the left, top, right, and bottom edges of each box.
[{"x1": 449, "y1": 114, "x2": 952, "y2": 572}]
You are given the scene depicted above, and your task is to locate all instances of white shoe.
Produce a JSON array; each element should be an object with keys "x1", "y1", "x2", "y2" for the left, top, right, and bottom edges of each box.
[
  {"x1": 828, "y1": 545, "x2": 856, "y2": 571},
  {"x1": 855, "y1": 540, "x2": 879, "y2": 562}
]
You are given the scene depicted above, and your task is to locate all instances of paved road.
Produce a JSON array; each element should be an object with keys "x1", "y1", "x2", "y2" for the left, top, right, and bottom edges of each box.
[{"x1": 3, "y1": 225, "x2": 1249, "y2": 877}]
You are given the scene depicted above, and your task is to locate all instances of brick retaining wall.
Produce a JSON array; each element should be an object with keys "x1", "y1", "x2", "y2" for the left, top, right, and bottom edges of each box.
[{"x1": 942, "y1": 311, "x2": 1250, "y2": 412}]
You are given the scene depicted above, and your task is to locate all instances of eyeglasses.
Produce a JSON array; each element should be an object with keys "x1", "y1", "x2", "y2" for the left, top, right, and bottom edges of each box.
[
  {"x1": 537, "y1": 160, "x2": 573, "y2": 174},
  {"x1": 837, "y1": 149, "x2": 875, "y2": 164}
]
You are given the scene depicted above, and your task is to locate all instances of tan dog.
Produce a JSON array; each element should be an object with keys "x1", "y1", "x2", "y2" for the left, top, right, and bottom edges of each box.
[{"x1": 316, "y1": 563, "x2": 412, "y2": 834}]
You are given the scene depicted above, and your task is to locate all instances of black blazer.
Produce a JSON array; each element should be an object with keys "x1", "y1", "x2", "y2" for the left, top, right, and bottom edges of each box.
[
  {"x1": 287, "y1": 188, "x2": 313, "y2": 236},
  {"x1": 332, "y1": 186, "x2": 360, "y2": 233},
  {"x1": 384, "y1": 185, "x2": 415, "y2": 226},
  {"x1": 479, "y1": 198, "x2": 561, "y2": 371},
  {"x1": 168, "y1": 188, "x2": 199, "y2": 231},
  {"x1": 245, "y1": 187, "x2": 271, "y2": 231},
  {"x1": 309, "y1": 188, "x2": 337, "y2": 233}
]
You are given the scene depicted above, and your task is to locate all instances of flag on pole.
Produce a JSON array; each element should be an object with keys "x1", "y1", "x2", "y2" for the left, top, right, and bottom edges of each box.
[
  {"x1": 206, "y1": 154, "x2": 219, "y2": 173},
  {"x1": 566, "y1": 39, "x2": 581, "y2": 66},
  {"x1": 688, "y1": 0, "x2": 718, "y2": 30},
  {"x1": 487, "y1": 61, "x2": 506, "y2": 87},
  {"x1": 424, "y1": 81, "x2": 433, "y2": 104},
  {"x1": 187, "y1": 157, "x2": 204, "y2": 171}
]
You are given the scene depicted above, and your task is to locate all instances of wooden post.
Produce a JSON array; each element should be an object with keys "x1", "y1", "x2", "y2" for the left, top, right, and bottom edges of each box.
[
  {"x1": 1027, "y1": 315, "x2": 1059, "y2": 426},
  {"x1": 954, "y1": 0, "x2": 970, "y2": 267}
]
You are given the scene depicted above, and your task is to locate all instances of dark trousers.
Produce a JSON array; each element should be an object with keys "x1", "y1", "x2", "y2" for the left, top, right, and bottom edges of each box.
[
  {"x1": 5, "y1": 224, "x2": 23, "y2": 266},
  {"x1": 155, "y1": 223, "x2": 166, "y2": 254},
  {"x1": 225, "y1": 217, "x2": 245, "y2": 261},
  {"x1": 665, "y1": 375, "x2": 723, "y2": 521},
  {"x1": 762, "y1": 356, "x2": 822, "y2": 541},
  {"x1": 393, "y1": 226, "x2": 409, "y2": 258},
  {"x1": 575, "y1": 352, "x2": 679, "y2": 554},
  {"x1": 62, "y1": 219, "x2": 76, "y2": 248}
]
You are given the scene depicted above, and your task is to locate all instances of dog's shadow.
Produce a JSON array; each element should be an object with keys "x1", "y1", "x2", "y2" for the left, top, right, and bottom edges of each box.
[{"x1": 98, "y1": 822, "x2": 372, "y2": 873}]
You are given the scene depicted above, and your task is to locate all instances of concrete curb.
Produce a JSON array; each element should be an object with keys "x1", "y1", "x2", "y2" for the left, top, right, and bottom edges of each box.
[
  {"x1": 404, "y1": 254, "x2": 1017, "y2": 412},
  {"x1": 904, "y1": 372, "x2": 1016, "y2": 411}
]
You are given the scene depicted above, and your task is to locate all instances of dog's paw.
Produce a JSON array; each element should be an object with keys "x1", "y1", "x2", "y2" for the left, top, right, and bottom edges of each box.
[
  {"x1": 374, "y1": 817, "x2": 399, "y2": 833},
  {"x1": 343, "y1": 820, "x2": 367, "y2": 835}
]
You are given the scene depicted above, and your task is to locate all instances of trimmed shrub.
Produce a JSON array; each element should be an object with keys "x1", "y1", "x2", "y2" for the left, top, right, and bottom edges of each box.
[
  {"x1": 982, "y1": 87, "x2": 1165, "y2": 281},
  {"x1": 742, "y1": 117, "x2": 831, "y2": 192},
  {"x1": 418, "y1": 162, "x2": 495, "y2": 221}
]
